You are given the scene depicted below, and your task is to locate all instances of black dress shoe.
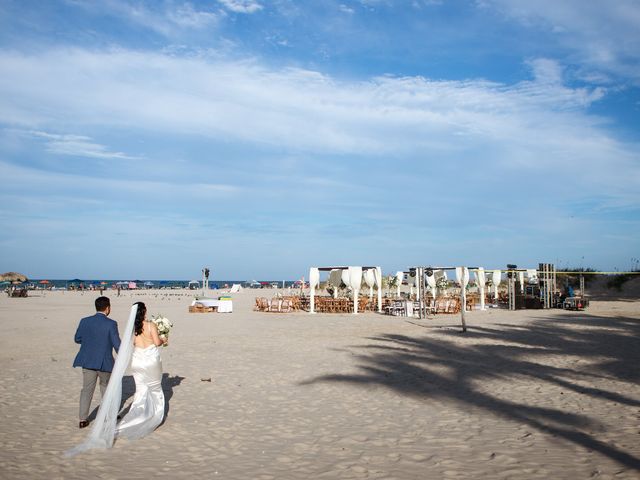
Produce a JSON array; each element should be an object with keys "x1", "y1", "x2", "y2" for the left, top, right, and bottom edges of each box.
[{"x1": 79, "y1": 420, "x2": 89, "y2": 429}]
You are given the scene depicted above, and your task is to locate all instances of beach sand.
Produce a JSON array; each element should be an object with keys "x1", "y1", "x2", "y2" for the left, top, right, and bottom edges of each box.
[{"x1": 0, "y1": 288, "x2": 639, "y2": 479}]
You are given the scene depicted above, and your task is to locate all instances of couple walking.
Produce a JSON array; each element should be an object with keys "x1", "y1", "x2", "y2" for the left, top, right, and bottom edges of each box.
[{"x1": 68, "y1": 297, "x2": 166, "y2": 455}]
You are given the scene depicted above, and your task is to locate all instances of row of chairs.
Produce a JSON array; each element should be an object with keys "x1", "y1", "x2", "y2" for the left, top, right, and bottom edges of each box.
[
  {"x1": 384, "y1": 297, "x2": 463, "y2": 316},
  {"x1": 255, "y1": 297, "x2": 301, "y2": 313},
  {"x1": 255, "y1": 296, "x2": 381, "y2": 314},
  {"x1": 312, "y1": 296, "x2": 379, "y2": 313}
]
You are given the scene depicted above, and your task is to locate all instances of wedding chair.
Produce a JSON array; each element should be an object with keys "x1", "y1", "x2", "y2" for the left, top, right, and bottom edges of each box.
[
  {"x1": 269, "y1": 297, "x2": 281, "y2": 312},
  {"x1": 256, "y1": 297, "x2": 269, "y2": 312},
  {"x1": 280, "y1": 298, "x2": 292, "y2": 313},
  {"x1": 358, "y1": 297, "x2": 369, "y2": 312},
  {"x1": 290, "y1": 296, "x2": 301, "y2": 311}
]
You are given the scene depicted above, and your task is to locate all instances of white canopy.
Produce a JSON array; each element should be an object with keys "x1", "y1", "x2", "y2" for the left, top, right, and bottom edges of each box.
[{"x1": 308, "y1": 266, "x2": 382, "y2": 314}]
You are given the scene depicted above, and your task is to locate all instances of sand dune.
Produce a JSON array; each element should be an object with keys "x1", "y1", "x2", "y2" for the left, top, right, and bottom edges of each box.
[{"x1": 0, "y1": 289, "x2": 639, "y2": 479}]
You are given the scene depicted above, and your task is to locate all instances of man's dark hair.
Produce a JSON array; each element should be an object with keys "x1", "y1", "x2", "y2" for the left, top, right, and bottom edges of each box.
[{"x1": 95, "y1": 296, "x2": 111, "y2": 312}]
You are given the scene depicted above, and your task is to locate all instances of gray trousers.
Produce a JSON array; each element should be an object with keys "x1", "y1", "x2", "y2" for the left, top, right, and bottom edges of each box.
[{"x1": 79, "y1": 368, "x2": 111, "y2": 421}]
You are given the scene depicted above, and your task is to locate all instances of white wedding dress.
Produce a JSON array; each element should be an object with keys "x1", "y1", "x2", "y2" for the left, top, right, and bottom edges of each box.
[{"x1": 116, "y1": 344, "x2": 165, "y2": 440}]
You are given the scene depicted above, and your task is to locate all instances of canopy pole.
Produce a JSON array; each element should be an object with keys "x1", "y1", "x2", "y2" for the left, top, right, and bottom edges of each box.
[{"x1": 376, "y1": 267, "x2": 383, "y2": 313}]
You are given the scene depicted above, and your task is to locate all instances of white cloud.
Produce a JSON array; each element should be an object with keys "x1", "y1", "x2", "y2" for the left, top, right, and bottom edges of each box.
[
  {"x1": 26, "y1": 130, "x2": 140, "y2": 160},
  {"x1": 0, "y1": 49, "x2": 612, "y2": 156},
  {"x1": 482, "y1": 0, "x2": 640, "y2": 84},
  {"x1": 218, "y1": 0, "x2": 263, "y2": 14},
  {"x1": 339, "y1": 4, "x2": 355, "y2": 14},
  {"x1": 68, "y1": 0, "x2": 220, "y2": 36},
  {"x1": 0, "y1": 46, "x2": 638, "y2": 254},
  {"x1": 0, "y1": 159, "x2": 238, "y2": 202}
]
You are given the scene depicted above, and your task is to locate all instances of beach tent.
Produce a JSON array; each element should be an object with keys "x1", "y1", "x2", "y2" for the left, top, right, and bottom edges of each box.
[{"x1": 308, "y1": 266, "x2": 382, "y2": 314}]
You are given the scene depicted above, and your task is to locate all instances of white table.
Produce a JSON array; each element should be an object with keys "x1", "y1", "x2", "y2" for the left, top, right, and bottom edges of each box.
[{"x1": 192, "y1": 299, "x2": 233, "y2": 313}]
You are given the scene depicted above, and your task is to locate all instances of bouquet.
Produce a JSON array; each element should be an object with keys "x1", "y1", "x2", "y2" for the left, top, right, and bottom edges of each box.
[
  {"x1": 151, "y1": 314, "x2": 173, "y2": 346},
  {"x1": 436, "y1": 276, "x2": 448, "y2": 290}
]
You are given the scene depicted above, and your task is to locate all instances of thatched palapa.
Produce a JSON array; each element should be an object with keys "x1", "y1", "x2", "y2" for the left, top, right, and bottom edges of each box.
[{"x1": 0, "y1": 272, "x2": 28, "y2": 282}]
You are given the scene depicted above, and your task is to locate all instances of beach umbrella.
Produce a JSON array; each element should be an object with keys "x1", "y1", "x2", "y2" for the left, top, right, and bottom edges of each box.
[{"x1": 0, "y1": 272, "x2": 28, "y2": 283}]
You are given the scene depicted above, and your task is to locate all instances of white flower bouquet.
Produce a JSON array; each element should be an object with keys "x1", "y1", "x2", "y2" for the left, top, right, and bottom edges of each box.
[
  {"x1": 436, "y1": 277, "x2": 448, "y2": 289},
  {"x1": 151, "y1": 314, "x2": 173, "y2": 346}
]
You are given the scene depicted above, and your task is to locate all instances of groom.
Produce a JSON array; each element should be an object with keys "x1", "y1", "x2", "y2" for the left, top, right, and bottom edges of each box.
[{"x1": 73, "y1": 296, "x2": 121, "y2": 428}]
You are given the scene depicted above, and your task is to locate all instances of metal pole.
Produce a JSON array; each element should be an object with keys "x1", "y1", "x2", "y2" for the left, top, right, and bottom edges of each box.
[
  {"x1": 460, "y1": 274, "x2": 467, "y2": 332},
  {"x1": 416, "y1": 267, "x2": 422, "y2": 319},
  {"x1": 420, "y1": 267, "x2": 425, "y2": 318}
]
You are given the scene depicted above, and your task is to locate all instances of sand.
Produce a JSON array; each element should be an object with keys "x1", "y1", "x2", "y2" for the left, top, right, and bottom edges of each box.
[{"x1": 0, "y1": 288, "x2": 639, "y2": 479}]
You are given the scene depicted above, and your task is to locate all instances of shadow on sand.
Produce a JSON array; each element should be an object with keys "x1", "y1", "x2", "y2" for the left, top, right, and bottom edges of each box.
[{"x1": 301, "y1": 311, "x2": 640, "y2": 471}]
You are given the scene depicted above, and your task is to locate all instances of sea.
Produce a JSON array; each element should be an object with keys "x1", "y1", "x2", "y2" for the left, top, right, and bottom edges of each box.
[{"x1": 22, "y1": 279, "x2": 299, "y2": 290}]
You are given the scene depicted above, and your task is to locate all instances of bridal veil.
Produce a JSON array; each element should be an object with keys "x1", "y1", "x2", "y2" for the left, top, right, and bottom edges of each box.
[{"x1": 65, "y1": 304, "x2": 137, "y2": 456}]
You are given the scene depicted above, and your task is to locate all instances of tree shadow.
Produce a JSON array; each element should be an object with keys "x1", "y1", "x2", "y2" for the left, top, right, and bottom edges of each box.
[{"x1": 301, "y1": 311, "x2": 640, "y2": 471}]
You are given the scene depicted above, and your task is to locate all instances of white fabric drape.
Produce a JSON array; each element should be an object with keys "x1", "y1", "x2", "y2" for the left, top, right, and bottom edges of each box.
[
  {"x1": 492, "y1": 270, "x2": 501, "y2": 299},
  {"x1": 309, "y1": 268, "x2": 320, "y2": 314},
  {"x1": 457, "y1": 267, "x2": 470, "y2": 317},
  {"x1": 329, "y1": 269, "x2": 343, "y2": 298},
  {"x1": 434, "y1": 270, "x2": 447, "y2": 296},
  {"x1": 363, "y1": 269, "x2": 376, "y2": 299},
  {"x1": 340, "y1": 269, "x2": 350, "y2": 291},
  {"x1": 426, "y1": 271, "x2": 436, "y2": 296},
  {"x1": 518, "y1": 271, "x2": 525, "y2": 293},
  {"x1": 455, "y1": 267, "x2": 469, "y2": 286},
  {"x1": 66, "y1": 304, "x2": 138, "y2": 456},
  {"x1": 347, "y1": 266, "x2": 362, "y2": 313},
  {"x1": 407, "y1": 271, "x2": 417, "y2": 297},
  {"x1": 374, "y1": 267, "x2": 383, "y2": 312},
  {"x1": 526, "y1": 269, "x2": 537, "y2": 283},
  {"x1": 475, "y1": 267, "x2": 486, "y2": 310},
  {"x1": 395, "y1": 271, "x2": 403, "y2": 298}
]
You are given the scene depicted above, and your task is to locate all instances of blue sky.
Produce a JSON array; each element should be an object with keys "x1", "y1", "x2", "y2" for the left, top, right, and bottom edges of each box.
[{"x1": 0, "y1": 0, "x2": 639, "y2": 280}]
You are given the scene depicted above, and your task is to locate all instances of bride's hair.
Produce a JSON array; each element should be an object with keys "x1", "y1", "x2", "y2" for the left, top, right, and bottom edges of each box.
[{"x1": 133, "y1": 302, "x2": 147, "y2": 336}]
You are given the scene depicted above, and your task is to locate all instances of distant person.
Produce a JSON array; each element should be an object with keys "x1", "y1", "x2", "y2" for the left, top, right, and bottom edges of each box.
[{"x1": 72, "y1": 296, "x2": 121, "y2": 429}]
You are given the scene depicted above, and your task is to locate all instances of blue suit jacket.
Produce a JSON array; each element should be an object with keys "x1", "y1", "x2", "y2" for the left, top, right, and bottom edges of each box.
[{"x1": 73, "y1": 312, "x2": 121, "y2": 372}]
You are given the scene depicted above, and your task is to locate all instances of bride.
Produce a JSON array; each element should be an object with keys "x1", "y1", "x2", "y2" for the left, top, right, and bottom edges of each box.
[
  {"x1": 116, "y1": 301, "x2": 166, "y2": 439},
  {"x1": 66, "y1": 302, "x2": 166, "y2": 456}
]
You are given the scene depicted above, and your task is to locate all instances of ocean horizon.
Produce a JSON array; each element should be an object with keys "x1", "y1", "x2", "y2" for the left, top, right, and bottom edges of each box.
[{"x1": 21, "y1": 279, "x2": 301, "y2": 289}]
